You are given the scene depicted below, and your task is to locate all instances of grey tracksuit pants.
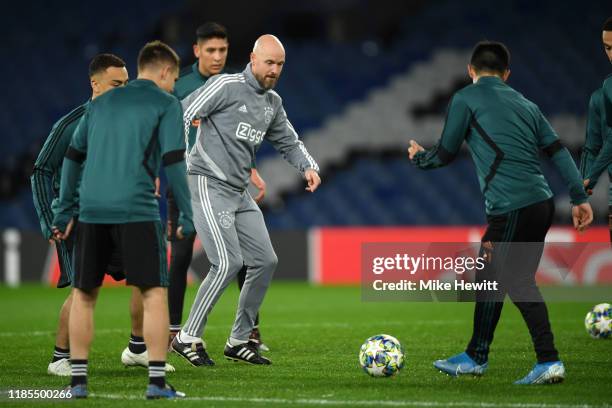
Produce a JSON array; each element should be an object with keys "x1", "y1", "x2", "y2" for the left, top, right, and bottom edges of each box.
[{"x1": 182, "y1": 175, "x2": 277, "y2": 341}]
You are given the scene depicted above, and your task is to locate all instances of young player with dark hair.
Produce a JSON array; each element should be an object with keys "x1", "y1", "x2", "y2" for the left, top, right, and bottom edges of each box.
[
  {"x1": 408, "y1": 40, "x2": 593, "y2": 384},
  {"x1": 581, "y1": 17, "x2": 612, "y2": 239},
  {"x1": 52, "y1": 41, "x2": 192, "y2": 399},
  {"x1": 168, "y1": 22, "x2": 269, "y2": 355}
]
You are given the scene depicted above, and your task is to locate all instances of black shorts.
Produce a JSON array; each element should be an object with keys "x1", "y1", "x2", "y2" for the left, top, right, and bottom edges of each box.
[
  {"x1": 56, "y1": 220, "x2": 124, "y2": 288},
  {"x1": 73, "y1": 221, "x2": 167, "y2": 290}
]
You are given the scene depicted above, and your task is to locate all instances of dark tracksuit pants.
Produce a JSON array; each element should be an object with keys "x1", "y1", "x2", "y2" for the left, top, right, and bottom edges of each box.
[{"x1": 466, "y1": 198, "x2": 559, "y2": 365}]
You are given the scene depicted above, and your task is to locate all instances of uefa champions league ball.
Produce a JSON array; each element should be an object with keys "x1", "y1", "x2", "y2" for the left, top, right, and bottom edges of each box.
[
  {"x1": 584, "y1": 303, "x2": 612, "y2": 339},
  {"x1": 358, "y1": 334, "x2": 405, "y2": 377}
]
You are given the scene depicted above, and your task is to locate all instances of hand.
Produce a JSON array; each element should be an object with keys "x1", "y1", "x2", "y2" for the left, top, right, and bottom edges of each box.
[
  {"x1": 583, "y1": 179, "x2": 592, "y2": 195},
  {"x1": 304, "y1": 169, "x2": 321, "y2": 193},
  {"x1": 176, "y1": 225, "x2": 185, "y2": 240},
  {"x1": 408, "y1": 140, "x2": 424, "y2": 160},
  {"x1": 154, "y1": 177, "x2": 161, "y2": 198},
  {"x1": 250, "y1": 169, "x2": 267, "y2": 204},
  {"x1": 177, "y1": 215, "x2": 195, "y2": 239},
  {"x1": 572, "y1": 202, "x2": 593, "y2": 233},
  {"x1": 51, "y1": 218, "x2": 74, "y2": 241}
]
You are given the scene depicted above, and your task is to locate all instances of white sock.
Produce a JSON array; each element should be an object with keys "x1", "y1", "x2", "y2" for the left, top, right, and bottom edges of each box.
[
  {"x1": 178, "y1": 330, "x2": 201, "y2": 344},
  {"x1": 228, "y1": 337, "x2": 248, "y2": 347}
]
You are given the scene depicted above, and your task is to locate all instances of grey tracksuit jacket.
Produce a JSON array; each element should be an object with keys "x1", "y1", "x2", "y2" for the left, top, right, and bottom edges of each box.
[{"x1": 181, "y1": 63, "x2": 319, "y2": 189}]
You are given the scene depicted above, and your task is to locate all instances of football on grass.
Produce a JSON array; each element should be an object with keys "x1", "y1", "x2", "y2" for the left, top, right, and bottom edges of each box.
[
  {"x1": 584, "y1": 303, "x2": 612, "y2": 339},
  {"x1": 358, "y1": 334, "x2": 405, "y2": 377}
]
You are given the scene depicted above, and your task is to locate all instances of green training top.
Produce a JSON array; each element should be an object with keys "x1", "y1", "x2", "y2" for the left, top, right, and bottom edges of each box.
[
  {"x1": 579, "y1": 87, "x2": 612, "y2": 205},
  {"x1": 585, "y1": 76, "x2": 612, "y2": 190},
  {"x1": 31, "y1": 102, "x2": 87, "y2": 239},
  {"x1": 412, "y1": 76, "x2": 587, "y2": 215},
  {"x1": 53, "y1": 79, "x2": 193, "y2": 232}
]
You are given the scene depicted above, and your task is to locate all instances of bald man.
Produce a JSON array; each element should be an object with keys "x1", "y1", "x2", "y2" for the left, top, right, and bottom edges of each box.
[{"x1": 172, "y1": 35, "x2": 321, "y2": 366}]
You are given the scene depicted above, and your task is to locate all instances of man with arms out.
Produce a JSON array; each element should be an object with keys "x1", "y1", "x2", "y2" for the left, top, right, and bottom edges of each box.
[
  {"x1": 52, "y1": 41, "x2": 192, "y2": 399},
  {"x1": 408, "y1": 41, "x2": 592, "y2": 384},
  {"x1": 583, "y1": 18, "x2": 612, "y2": 210},
  {"x1": 168, "y1": 22, "x2": 268, "y2": 354},
  {"x1": 31, "y1": 54, "x2": 173, "y2": 376},
  {"x1": 171, "y1": 34, "x2": 320, "y2": 366}
]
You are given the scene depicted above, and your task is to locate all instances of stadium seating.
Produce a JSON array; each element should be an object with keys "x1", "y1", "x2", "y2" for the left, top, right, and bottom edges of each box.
[{"x1": 1, "y1": 0, "x2": 610, "y2": 229}]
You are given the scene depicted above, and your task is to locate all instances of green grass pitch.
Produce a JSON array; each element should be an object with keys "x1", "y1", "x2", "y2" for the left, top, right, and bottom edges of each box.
[{"x1": 0, "y1": 283, "x2": 610, "y2": 407}]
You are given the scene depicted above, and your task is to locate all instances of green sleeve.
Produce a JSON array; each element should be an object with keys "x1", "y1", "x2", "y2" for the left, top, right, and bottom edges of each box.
[
  {"x1": 159, "y1": 99, "x2": 185, "y2": 155},
  {"x1": 586, "y1": 79, "x2": 612, "y2": 189},
  {"x1": 412, "y1": 94, "x2": 471, "y2": 169},
  {"x1": 536, "y1": 111, "x2": 588, "y2": 204},
  {"x1": 586, "y1": 138, "x2": 612, "y2": 189},
  {"x1": 579, "y1": 91, "x2": 603, "y2": 177},
  {"x1": 160, "y1": 99, "x2": 194, "y2": 236},
  {"x1": 604, "y1": 77, "x2": 612, "y2": 129},
  {"x1": 550, "y1": 148, "x2": 589, "y2": 205},
  {"x1": 251, "y1": 157, "x2": 257, "y2": 169},
  {"x1": 53, "y1": 114, "x2": 89, "y2": 231},
  {"x1": 165, "y1": 163, "x2": 194, "y2": 236},
  {"x1": 587, "y1": 79, "x2": 612, "y2": 188},
  {"x1": 53, "y1": 159, "x2": 83, "y2": 230},
  {"x1": 30, "y1": 121, "x2": 74, "y2": 239}
]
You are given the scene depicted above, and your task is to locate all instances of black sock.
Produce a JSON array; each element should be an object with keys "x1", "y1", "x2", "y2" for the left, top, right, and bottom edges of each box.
[
  {"x1": 71, "y1": 359, "x2": 87, "y2": 387},
  {"x1": 52, "y1": 346, "x2": 70, "y2": 363},
  {"x1": 128, "y1": 333, "x2": 146, "y2": 354},
  {"x1": 148, "y1": 361, "x2": 165, "y2": 388}
]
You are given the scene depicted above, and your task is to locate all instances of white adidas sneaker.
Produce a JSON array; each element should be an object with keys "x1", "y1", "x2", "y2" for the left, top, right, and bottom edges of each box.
[
  {"x1": 47, "y1": 358, "x2": 71, "y2": 376},
  {"x1": 120, "y1": 347, "x2": 176, "y2": 372}
]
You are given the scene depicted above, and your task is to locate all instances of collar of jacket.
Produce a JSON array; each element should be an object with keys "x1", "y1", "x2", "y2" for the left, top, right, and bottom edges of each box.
[
  {"x1": 476, "y1": 75, "x2": 505, "y2": 85},
  {"x1": 243, "y1": 63, "x2": 267, "y2": 94},
  {"x1": 192, "y1": 61, "x2": 211, "y2": 81}
]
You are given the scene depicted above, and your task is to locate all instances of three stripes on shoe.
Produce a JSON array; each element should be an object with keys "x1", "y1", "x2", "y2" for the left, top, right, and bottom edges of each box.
[
  {"x1": 177, "y1": 343, "x2": 202, "y2": 363},
  {"x1": 230, "y1": 344, "x2": 256, "y2": 361}
]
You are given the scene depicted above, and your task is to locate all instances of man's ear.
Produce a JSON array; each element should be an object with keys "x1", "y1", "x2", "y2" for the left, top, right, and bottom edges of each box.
[
  {"x1": 160, "y1": 65, "x2": 171, "y2": 80},
  {"x1": 502, "y1": 69, "x2": 511, "y2": 82},
  {"x1": 90, "y1": 78, "x2": 99, "y2": 95},
  {"x1": 467, "y1": 64, "x2": 476, "y2": 80}
]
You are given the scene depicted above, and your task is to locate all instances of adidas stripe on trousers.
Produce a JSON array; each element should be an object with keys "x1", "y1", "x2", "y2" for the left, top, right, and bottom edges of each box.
[{"x1": 182, "y1": 175, "x2": 277, "y2": 341}]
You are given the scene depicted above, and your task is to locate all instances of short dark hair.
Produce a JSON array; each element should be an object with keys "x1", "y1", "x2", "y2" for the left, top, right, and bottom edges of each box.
[
  {"x1": 196, "y1": 22, "x2": 228, "y2": 42},
  {"x1": 470, "y1": 41, "x2": 511, "y2": 75},
  {"x1": 137, "y1": 40, "x2": 180, "y2": 72},
  {"x1": 88, "y1": 54, "x2": 126, "y2": 78},
  {"x1": 604, "y1": 17, "x2": 612, "y2": 31}
]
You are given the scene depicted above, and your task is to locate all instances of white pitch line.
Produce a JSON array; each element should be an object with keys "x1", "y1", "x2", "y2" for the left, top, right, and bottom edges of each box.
[
  {"x1": 0, "y1": 321, "x2": 451, "y2": 338},
  {"x1": 91, "y1": 393, "x2": 610, "y2": 408},
  {"x1": 0, "y1": 319, "x2": 582, "y2": 338}
]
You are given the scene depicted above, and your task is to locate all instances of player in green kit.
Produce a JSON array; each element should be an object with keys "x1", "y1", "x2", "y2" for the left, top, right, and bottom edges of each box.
[
  {"x1": 52, "y1": 41, "x2": 192, "y2": 399},
  {"x1": 581, "y1": 17, "x2": 612, "y2": 236},
  {"x1": 168, "y1": 22, "x2": 269, "y2": 353},
  {"x1": 31, "y1": 54, "x2": 173, "y2": 376},
  {"x1": 409, "y1": 41, "x2": 592, "y2": 384}
]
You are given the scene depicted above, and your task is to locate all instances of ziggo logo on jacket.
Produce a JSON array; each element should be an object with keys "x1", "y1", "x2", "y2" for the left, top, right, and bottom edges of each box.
[{"x1": 236, "y1": 122, "x2": 265, "y2": 144}]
